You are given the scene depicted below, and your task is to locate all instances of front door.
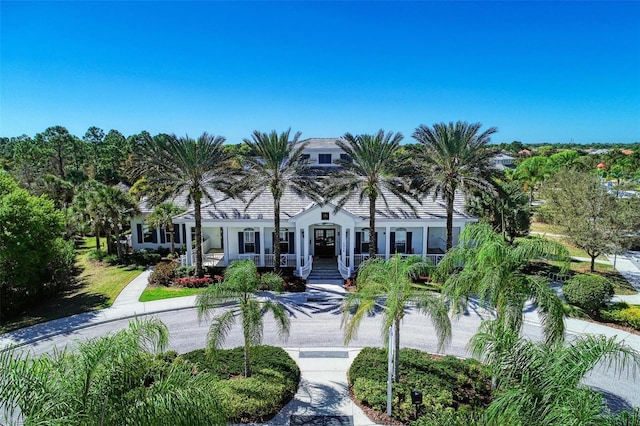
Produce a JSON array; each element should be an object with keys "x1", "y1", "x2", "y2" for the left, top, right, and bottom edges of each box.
[{"x1": 314, "y1": 228, "x2": 335, "y2": 258}]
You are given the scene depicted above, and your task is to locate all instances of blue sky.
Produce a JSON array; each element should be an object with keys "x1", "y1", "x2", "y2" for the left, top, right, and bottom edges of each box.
[{"x1": 1, "y1": 1, "x2": 639, "y2": 144}]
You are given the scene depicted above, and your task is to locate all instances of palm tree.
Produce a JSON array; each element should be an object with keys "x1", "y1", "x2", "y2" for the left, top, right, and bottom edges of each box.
[
  {"x1": 241, "y1": 129, "x2": 318, "y2": 273},
  {"x1": 328, "y1": 130, "x2": 415, "y2": 258},
  {"x1": 196, "y1": 259, "x2": 291, "y2": 378},
  {"x1": 134, "y1": 133, "x2": 236, "y2": 277},
  {"x1": 147, "y1": 202, "x2": 186, "y2": 254},
  {"x1": 437, "y1": 223, "x2": 570, "y2": 344},
  {"x1": 72, "y1": 180, "x2": 109, "y2": 251},
  {"x1": 470, "y1": 320, "x2": 640, "y2": 425},
  {"x1": 513, "y1": 155, "x2": 550, "y2": 205},
  {"x1": 342, "y1": 254, "x2": 451, "y2": 381},
  {"x1": 100, "y1": 185, "x2": 138, "y2": 256},
  {"x1": 0, "y1": 318, "x2": 226, "y2": 425},
  {"x1": 412, "y1": 121, "x2": 498, "y2": 250}
]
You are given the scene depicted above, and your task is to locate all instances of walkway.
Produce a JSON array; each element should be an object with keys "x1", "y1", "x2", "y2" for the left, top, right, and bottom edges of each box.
[{"x1": 2, "y1": 255, "x2": 640, "y2": 424}]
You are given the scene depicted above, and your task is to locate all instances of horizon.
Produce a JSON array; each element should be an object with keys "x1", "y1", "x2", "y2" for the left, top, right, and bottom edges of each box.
[{"x1": 1, "y1": 1, "x2": 639, "y2": 144}]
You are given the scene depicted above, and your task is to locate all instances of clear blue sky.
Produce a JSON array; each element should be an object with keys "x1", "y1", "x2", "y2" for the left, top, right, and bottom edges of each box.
[{"x1": 1, "y1": 1, "x2": 639, "y2": 144}]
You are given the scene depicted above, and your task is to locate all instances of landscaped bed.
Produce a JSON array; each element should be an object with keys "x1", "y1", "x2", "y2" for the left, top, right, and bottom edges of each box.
[{"x1": 348, "y1": 347, "x2": 492, "y2": 425}]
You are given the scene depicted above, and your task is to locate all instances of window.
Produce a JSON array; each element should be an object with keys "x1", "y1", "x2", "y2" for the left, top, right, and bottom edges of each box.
[
  {"x1": 143, "y1": 225, "x2": 155, "y2": 243},
  {"x1": 278, "y1": 230, "x2": 289, "y2": 254},
  {"x1": 244, "y1": 230, "x2": 256, "y2": 253},
  {"x1": 301, "y1": 154, "x2": 310, "y2": 160},
  {"x1": 340, "y1": 153, "x2": 352, "y2": 163},
  {"x1": 321, "y1": 212, "x2": 330, "y2": 220},
  {"x1": 394, "y1": 229, "x2": 407, "y2": 254},
  {"x1": 361, "y1": 230, "x2": 370, "y2": 254},
  {"x1": 318, "y1": 153, "x2": 332, "y2": 164}
]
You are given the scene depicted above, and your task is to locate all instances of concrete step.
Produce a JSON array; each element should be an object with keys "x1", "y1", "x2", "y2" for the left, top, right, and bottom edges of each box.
[{"x1": 307, "y1": 278, "x2": 345, "y2": 285}]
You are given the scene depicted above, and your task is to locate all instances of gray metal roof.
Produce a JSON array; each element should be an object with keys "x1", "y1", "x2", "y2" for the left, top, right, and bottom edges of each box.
[{"x1": 299, "y1": 138, "x2": 344, "y2": 150}]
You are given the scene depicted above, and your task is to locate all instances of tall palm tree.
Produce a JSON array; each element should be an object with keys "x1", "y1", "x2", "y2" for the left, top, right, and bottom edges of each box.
[
  {"x1": 72, "y1": 180, "x2": 108, "y2": 250},
  {"x1": 437, "y1": 223, "x2": 570, "y2": 344},
  {"x1": 0, "y1": 318, "x2": 226, "y2": 425},
  {"x1": 328, "y1": 130, "x2": 415, "y2": 258},
  {"x1": 196, "y1": 259, "x2": 291, "y2": 378},
  {"x1": 241, "y1": 129, "x2": 317, "y2": 273},
  {"x1": 147, "y1": 202, "x2": 186, "y2": 254},
  {"x1": 342, "y1": 254, "x2": 451, "y2": 381},
  {"x1": 470, "y1": 321, "x2": 640, "y2": 425},
  {"x1": 412, "y1": 121, "x2": 498, "y2": 250},
  {"x1": 513, "y1": 155, "x2": 550, "y2": 205},
  {"x1": 100, "y1": 185, "x2": 138, "y2": 256},
  {"x1": 134, "y1": 133, "x2": 236, "y2": 277}
]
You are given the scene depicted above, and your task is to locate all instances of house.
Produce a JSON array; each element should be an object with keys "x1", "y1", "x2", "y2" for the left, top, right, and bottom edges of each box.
[{"x1": 130, "y1": 138, "x2": 478, "y2": 279}]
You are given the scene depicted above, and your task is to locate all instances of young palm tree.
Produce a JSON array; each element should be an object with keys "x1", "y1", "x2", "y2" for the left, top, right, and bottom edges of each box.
[
  {"x1": 0, "y1": 318, "x2": 226, "y2": 426},
  {"x1": 241, "y1": 129, "x2": 318, "y2": 273},
  {"x1": 471, "y1": 320, "x2": 640, "y2": 425},
  {"x1": 513, "y1": 155, "x2": 550, "y2": 205},
  {"x1": 100, "y1": 185, "x2": 139, "y2": 256},
  {"x1": 329, "y1": 130, "x2": 415, "y2": 258},
  {"x1": 412, "y1": 121, "x2": 498, "y2": 250},
  {"x1": 342, "y1": 254, "x2": 451, "y2": 381},
  {"x1": 437, "y1": 223, "x2": 570, "y2": 344},
  {"x1": 147, "y1": 202, "x2": 186, "y2": 254},
  {"x1": 134, "y1": 133, "x2": 236, "y2": 277},
  {"x1": 196, "y1": 260, "x2": 291, "y2": 378}
]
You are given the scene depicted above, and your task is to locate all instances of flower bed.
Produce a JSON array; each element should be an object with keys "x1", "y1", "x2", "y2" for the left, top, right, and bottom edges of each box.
[{"x1": 174, "y1": 276, "x2": 220, "y2": 288}]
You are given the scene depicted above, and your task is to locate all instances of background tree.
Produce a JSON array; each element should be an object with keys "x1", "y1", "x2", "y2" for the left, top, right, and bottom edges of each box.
[
  {"x1": 540, "y1": 170, "x2": 638, "y2": 272},
  {"x1": 196, "y1": 260, "x2": 291, "y2": 378},
  {"x1": 241, "y1": 129, "x2": 317, "y2": 273},
  {"x1": 512, "y1": 155, "x2": 549, "y2": 205},
  {"x1": 147, "y1": 202, "x2": 186, "y2": 254},
  {"x1": 412, "y1": 121, "x2": 498, "y2": 250},
  {"x1": 465, "y1": 180, "x2": 531, "y2": 244},
  {"x1": 342, "y1": 254, "x2": 451, "y2": 381},
  {"x1": 35, "y1": 125, "x2": 74, "y2": 180},
  {"x1": 133, "y1": 133, "x2": 236, "y2": 277},
  {"x1": 328, "y1": 130, "x2": 414, "y2": 258},
  {"x1": 0, "y1": 317, "x2": 225, "y2": 426},
  {"x1": 437, "y1": 223, "x2": 570, "y2": 344}
]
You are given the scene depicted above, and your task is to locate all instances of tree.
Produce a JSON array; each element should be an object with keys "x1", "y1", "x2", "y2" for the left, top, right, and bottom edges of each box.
[
  {"x1": 0, "y1": 317, "x2": 225, "y2": 425},
  {"x1": 133, "y1": 133, "x2": 236, "y2": 277},
  {"x1": 35, "y1": 126, "x2": 74, "y2": 180},
  {"x1": 72, "y1": 180, "x2": 109, "y2": 251},
  {"x1": 196, "y1": 260, "x2": 291, "y2": 378},
  {"x1": 412, "y1": 121, "x2": 498, "y2": 250},
  {"x1": 512, "y1": 155, "x2": 549, "y2": 205},
  {"x1": 342, "y1": 254, "x2": 451, "y2": 381},
  {"x1": 471, "y1": 321, "x2": 640, "y2": 425},
  {"x1": 437, "y1": 223, "x2": 570, "y2": 344},
  {"x1": 147, "y1": 203, "x2": 186, "y2": 254},
  {"x1": 241, "y1": 129, "x2": 317, "y2": 273},
  {"x1": 99, "y1": 185, "x2": 139, "y2": 256},
  {"x1": 328, "y1": 130, "x2": 415, "y2": 258},
  {"x1": 465, "y1": 180, "x2": 531, "y2": 244},
  {"x1": 541, "y1": 170, "x2": 638, "y2": 272}
]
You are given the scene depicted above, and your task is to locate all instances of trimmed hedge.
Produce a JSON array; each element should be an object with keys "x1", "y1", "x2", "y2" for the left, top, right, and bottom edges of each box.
[
  {"x1": 562, "y1": 274, "x2": 613, "y2": 313},
  {"x1": 349, "y1": 347, "x2": 492, "y2": 423},
  {"x1": 180, "y1": 346, "x2": 300, "y2": 423},
  {"x1": 600, "y1": 303, "x2": 640, "y2": 331}
]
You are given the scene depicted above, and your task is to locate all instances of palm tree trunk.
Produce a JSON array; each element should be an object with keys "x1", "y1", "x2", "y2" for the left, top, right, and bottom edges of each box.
[
  {"x1": 194, "y1": 197, "x2": 204, "y2": 277},
  {"x1": 446, "y1": 193, "x2": 454, "y2": 251},
  {"x1": 95, "y1": 225, "x2": 101, "y2": 251},
  {"x1": 369, "y1": 195, "x2": 376, "y2": 259},
  {"x1": 243, "y1": 311, "x2": 252, "y2": 378},
  {"x1": 169, "y1": 227, "x2": 175, "y2": 254},
  {"x1": 105, "y1": 229, "x2": 113, "y2": 255},
  {"x1": 393, "y1": 318, "x2": 401, "y2": 382},
  {"x1": 529, "y1": 187, "x2": 535, "y2": 206},
  {"x1": 274, "y1": 197, "x2": 281, "y2": 274}
]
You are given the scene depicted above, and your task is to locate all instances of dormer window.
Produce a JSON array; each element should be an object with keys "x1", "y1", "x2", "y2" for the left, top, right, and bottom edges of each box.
[{"x1": 318, "y1": 153, "x2": 332, "y2": 164}]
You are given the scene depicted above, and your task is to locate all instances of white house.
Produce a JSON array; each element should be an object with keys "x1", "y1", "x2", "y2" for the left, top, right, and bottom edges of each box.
[{"x1": 130, "y1": 138, "x2": 478, "y2": 279}]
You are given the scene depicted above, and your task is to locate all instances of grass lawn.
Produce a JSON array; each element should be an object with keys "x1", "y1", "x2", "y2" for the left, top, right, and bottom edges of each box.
[
  {"x1": 0, "y1": 237, "x2": 143, "y2": 334},
  {"x1": 139, "y1": 286, "x2": 206, "y2": 302},
  {"x1": 530, "y1": 221, "x2": 567, "y2": 235}
]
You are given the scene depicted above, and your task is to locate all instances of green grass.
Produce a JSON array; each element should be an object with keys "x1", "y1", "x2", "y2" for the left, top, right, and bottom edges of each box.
[
  {"x1": 0, "y1": 237, "x2": 143, "y2": 334},
  {"x1": 530, "y1": 221, "x2": 567, "y2": 235},
  {"x1": 139, "y1": 286, "x2": 206, "y2": 302}
]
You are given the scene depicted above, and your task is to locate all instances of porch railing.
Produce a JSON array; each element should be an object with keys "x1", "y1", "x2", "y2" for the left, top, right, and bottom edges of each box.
[
  {"x1": 265, "y1": 254, "x2": 296, "y2": 268},
  {"x1": 337, "y1": 255, "x2": 351, "y2": 280},
  {"x1": 299, "y1": 255, "x2": 313, "y2": 279},
  {"x1": 351, "y1": 253, "x2": 445, "y2": 268}
]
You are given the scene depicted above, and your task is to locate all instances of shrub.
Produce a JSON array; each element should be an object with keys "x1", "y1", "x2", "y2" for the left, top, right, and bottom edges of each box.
[
  {"x1": 175, "y1": 265, "x2": 196, "y2": 278},
  {"x1": 88, "y1": 248, "x2": 107, "y2": 261},
  {"x1": 260, "y1": 272, "x2": 284, "y2": 291},
  {"x1": 148, "y1": 262, "x2": 178, "y2": 287},
  {"x1": 130, "y1": 249, "x2": 162, "y2": 266},
  {"x1": 348, "y1": 347, "x2": 491, "y2": 423},
  {"x1": 600, "y1": 303, "x2": 640, "y2": 331},
  {"x1": 174, "y1": 276, "x2": 213, "y2": 288},
  {"x1": 563, "y1": 274, "x2": 614, "y2": 313},
  {"x1": 103, "y1": 254, "x2": 119, "y2": 265}
]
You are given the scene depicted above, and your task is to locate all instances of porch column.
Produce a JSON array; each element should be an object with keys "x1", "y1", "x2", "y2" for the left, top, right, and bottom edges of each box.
[
  {"x1": 295, "y1": 227, "x2": 301, "y2": 269},
  {"x1": 304, "y1": 225, "x2": 310, "y2": 262},
  {"x1": 223, "y1": 226, "x2": 230, "y2": 266},
  {"x1": 422, "y1": 225, "x2": 428, "y2": 258},
  {"x1": 186, "y1": 223, "x2": 193, "y2": 266},
  {"x1": 259, "y1": 225, "x2": 265, "y2": 267},
  {"x1": 340, "y1": 226, "x2": 347, "y2": 260},
  {"x1": 385, "y1": 225, "x2": 391, "y2": 260},
  {"x1": 349, "y1": 226, "x2": 355, "y2": 269}
]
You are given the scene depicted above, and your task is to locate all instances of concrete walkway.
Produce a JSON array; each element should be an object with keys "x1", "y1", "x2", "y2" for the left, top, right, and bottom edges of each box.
[{"x1": 3, "y1": 255, "x2": 640, "y2": 425}]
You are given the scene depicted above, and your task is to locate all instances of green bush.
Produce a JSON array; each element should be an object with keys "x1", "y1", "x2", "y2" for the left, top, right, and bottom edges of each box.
[
  {"x1": 148, "y1": 262, "x2": 178, "y2": 287},
  {"x1": 563, "y1": 274, "x2": 614, "y2": 313},
  {"x1": 180, "y1": 346, "x2": 300, "y2": 423},
  {"x1": 175, "y1": 265, "x2": 196, "y2": 278},
  {"x1": 88, "y1": 248, "x2": 107, "y2": 261},
  {"x1": 260, "y1": 272, "x2": 285, "y2": 291},
  {"x1": 103, "y1": 254, "x2": 119, "y2": 265},
  {"x1": 348, "y1": 347, "x2": 491, "y2": 423},
  {"x1": 600, "y1": 303, "x2": 640, "y2": 330}
]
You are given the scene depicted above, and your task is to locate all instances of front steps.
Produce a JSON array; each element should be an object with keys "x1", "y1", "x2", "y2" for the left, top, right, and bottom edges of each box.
[{"x1": 307, "y1": 257, "x2": 344, "y2": 285}]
